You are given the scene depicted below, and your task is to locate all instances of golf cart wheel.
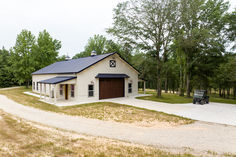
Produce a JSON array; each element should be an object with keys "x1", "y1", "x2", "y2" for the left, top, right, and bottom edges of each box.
[
  {"x1": 193, "y1": 99, "x2": 196, "y2": 104},
  {"x1": 200, "y1": 100, "x2": 204, "y2": 105}
]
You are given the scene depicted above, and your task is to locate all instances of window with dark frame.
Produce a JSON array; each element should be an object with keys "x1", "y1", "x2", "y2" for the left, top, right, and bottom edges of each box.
[
  {"x1": 36, "y1": 82, "x2": 39, "y2": 91},
  {"x1": 33, "y1": 82, "x2": 35, "y2": 90},
  {"x1": 128, "y1": 83, "x2": 132, "y2": 93},
  {"x1": 88, "y1": 84, "x2": 94, "y2": 97},
  {"x1": 110, "y1": 60, "x2": 116, "y2": 67},
  {"x1": 71, "y1": 85, "x2": 75, "y2": 97},
  {"x1": 60, "y1": 85, "x2": 63, "y2": 96}
]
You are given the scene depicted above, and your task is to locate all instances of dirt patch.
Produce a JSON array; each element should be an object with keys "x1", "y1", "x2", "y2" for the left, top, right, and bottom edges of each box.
[{"x1": 62, "y1": 102, "x2": 194, "y2": 127}]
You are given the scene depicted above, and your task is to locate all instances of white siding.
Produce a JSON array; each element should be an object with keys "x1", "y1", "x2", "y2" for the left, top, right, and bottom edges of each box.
[
  {"x1": 32, "y1": 53, "x2": 139, "y2": 102},
  {"x1": 75, "y1": 53, "x2": 138, "y2": 101}
]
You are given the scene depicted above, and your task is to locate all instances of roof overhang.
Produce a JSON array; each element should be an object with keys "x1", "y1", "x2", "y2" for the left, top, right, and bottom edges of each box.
[
  {"x1": 38, "y1": 76, "x2": 77, "y2": 84},
  {"x1": 95, "y1": 73, "x2": 129, "y2": 79}
]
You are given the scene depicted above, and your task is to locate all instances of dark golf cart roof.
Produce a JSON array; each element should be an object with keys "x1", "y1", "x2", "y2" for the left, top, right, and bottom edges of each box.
[{"x1": 32, "y1": 52, "x2": 139, "y2": 75}]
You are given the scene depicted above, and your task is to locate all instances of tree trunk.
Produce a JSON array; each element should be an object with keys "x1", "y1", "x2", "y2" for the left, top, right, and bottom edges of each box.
[
  {"x1": 165, "y1": 77, "x2": 168, "y2": 93},
  {"x1": 157, "y1": 75, "x2": 162, "y2": 97},
  {"x1": 227, "y1": 88, "x2": 230, "y2": 99},
  {"x1": 219, "y1": 87, "x2": 222, "y2": 97},
  {"x1": 186, "y1": 56, "x2": 191, "y2": 97},
  {"x1": 179, "y1": 67, "x2": 184, "y2": 96},
  {"x1": 26, "y1": 80, "x2": 30, "y2": 89},
  {"x1": 156, "y1": 51, "x2": 162, "y2": 97},
  {"x1": 233, "y1": 85, "x2": 236, "y2": 99},
  {"x1": 186, "y1": 71, "x2": 191, "y2": 97},
  {"x1": 223, "y1": 88, "x2": 225, "y2": 98}
]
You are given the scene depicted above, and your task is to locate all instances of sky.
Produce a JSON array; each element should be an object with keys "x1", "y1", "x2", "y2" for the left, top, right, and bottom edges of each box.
[{"x1": 0, "y1": 0, "x2": 235, "y2": 57}]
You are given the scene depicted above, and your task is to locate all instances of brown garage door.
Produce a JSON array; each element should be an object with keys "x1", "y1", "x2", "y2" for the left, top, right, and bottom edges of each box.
[{"x1": 99, "y1": 78, "x2": 124, "y2": 99}]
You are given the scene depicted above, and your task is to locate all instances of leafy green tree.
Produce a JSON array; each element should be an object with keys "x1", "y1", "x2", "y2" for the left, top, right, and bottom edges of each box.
[
  {"x1": 11, "y1": 30, "x2": 36, "y2": 88},
  {"x1": 175, "y1": 0, "x2": 229, "y2": 97},
  {"x1": 105, "y1": 40, "x2": 132, "y2": 62},
  {"x1": 0, "y1": 47, "x2": 16, "y2": 87},
  {"x1": 57, "y1": 55, "x2": 67, "y2": 61},
  {"x1": 84, "y1": 34, "x2": 107, "y2": 55},
  {"x1": 73, "y1": 35, "x2": 133, "y2": 62},
  {"x1": 72, "y1": 51, "x2": 90, "y2": 59},
  {"x1": 107, "y1": 0, "x2": 179, "y2": 97},
  {"x1": 73, "y1": 34, "x2": 107, "y2": 59},
  {"x1": 33, "y1": 30, "x2": 61, "y2": 70},
  {"x1": 226, "y1": 8, "x2": 236, "y2": 49}
]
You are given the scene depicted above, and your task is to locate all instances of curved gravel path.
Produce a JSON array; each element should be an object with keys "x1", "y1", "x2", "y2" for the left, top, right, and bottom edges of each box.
[{"x1": 0, "y1": 94, "x2": 236, "y2": 154}]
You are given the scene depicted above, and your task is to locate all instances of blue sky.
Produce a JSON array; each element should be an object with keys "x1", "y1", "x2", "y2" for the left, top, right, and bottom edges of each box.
[{"x1": 0, "y1": 0, "x2": 235, "y2": 57}]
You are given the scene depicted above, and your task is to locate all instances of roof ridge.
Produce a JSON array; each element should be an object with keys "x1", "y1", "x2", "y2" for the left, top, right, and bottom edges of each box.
[
  {"x1": 69, "y1": 52, "x2": 116, "y2": 61},
  {"x1": 32, "y1": 52, "x2": 117, "y2": 75},
  {"x1": 55, "y1": 52, "x2": 116, "y2": 63}
]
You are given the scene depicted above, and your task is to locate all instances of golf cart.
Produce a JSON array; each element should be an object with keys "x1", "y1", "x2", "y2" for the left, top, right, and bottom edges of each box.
[{"x1": 193, "y1": 90, "x2": 209, "y2": 105}]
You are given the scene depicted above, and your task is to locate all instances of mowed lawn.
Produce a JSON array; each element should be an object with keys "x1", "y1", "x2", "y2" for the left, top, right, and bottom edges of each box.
[
  {"x1": 137, "y1": 90, "x2": 236, "y2": 104},
  {"x1": 0, "y1": 110, "x2": 197, "y2": 157},
  {"x1": 0, "y1": 87, "x2": 193, "y2": 126}
]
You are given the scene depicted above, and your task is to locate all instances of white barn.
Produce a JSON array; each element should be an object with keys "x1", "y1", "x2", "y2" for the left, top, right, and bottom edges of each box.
[{"x1": 32, "y1": 52, "x2": 139, "y2": 104}]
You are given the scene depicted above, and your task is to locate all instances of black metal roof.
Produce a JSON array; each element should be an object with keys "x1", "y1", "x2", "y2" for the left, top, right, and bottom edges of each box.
[
  {"x1": 95, "y1": 73, "x2": 129, "y2": 78},
  {"x1": 38, "y1": 76, "x2": 77, "y2": 84},
  {"x1": 32, "y1": 52, "x2": 116, "y2": 75}
]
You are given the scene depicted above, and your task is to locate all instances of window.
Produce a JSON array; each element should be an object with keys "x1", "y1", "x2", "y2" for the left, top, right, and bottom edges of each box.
[
  {"x1": 88, "y1": 84, "x2": 94, "y2": 97},
  {"x1": 60, "y1": 85, "x2": 63, "y2": 96},
  {"x1": 110, "y1": 60, "x2": 116, "y2": 67},
  {"x1": 33, "y1": 82, "x2": 35, "y2": 90},
  {"x1": 128, "y1": 83, "x2": 132, "y2": 93},
  {"x1": 36, "y1": 82, "x2": 39, "y2": 91},
  {"x1": 71, "y1": 85, "x2": 75, "y2": 97}
]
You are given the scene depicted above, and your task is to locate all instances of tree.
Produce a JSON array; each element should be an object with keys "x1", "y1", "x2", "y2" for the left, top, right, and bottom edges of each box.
[
  {"x1": 107, "y1": 0, "x2": 179, "y2": 97},
  {"x1": 175, "y1": 0, "x2": 229, "y2": 97},
  {"x1": 73, "y1": 35, "x2": 133, "y2": 62},
  {"x1": 105, "y1": 40, "x2": 132, "y2": 62},
  {"x1": 73, "y1": 34, "x2": 107, "y2": 59},
  {"x1": 0, "y1": 47, "x2": 16, "y2": 87},
  {"x1": 33, "y1": 30, "x2": 61, "y2": 70},
  {"x1": 84, "y1": 34, "x2": 107, "y2": 55},
  {"x1": 226, "y1": 8, "x2": 236, "y2": 49},
  {"x1": 11, "y1": 30, "x2": 36, "y2": 88}
]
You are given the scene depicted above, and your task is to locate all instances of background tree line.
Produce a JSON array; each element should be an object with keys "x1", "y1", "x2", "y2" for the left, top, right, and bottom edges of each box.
[
  {"x1": 73, "y1": 0, "x2": 236, "y2": 99},
  {"x1": 0, "y1": 0, "x2": 235, "y2": 100},
  {"x1": 0, "y1": 29, "x2": 62, "y2": 88},
  {"x1": 105, "y1": 0, "x2": 236, "y2": 99}
]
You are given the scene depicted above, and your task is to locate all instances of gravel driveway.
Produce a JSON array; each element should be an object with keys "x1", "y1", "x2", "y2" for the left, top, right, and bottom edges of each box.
[
  {"x1": 103, "y1": 97, "x2": 236, "y2": 126},
  {"x1": 0, "y1": 94, "x2": 236, "y2": 154}
]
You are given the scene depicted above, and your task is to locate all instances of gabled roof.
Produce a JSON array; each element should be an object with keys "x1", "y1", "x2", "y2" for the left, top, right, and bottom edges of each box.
[
  {"x1": 32, "y1": 52, "x2": 139, "y2": 75},
  {"x1": 38, "y1": 76, "x2": 77, "y2": 84},
  {"x1": 32, "y1": 52, "x2": 116, "y2": 75}
]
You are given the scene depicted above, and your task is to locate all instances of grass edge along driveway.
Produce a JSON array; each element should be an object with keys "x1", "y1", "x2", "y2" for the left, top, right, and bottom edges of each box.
[
  {"x1": 137, "y1": 91, "x2": 236, "y2": 104},
  {"x1": 0, "y1": 87, "x2": 193, "y2": 127}
]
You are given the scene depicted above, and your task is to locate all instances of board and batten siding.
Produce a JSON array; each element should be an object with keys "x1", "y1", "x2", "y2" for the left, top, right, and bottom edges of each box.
[
  {"x1": 75, "y1": 53, "x2": 138, "y2": 101},
  {"x1": 32, "y1": 53, "x2": 138, "y2": 102},
  {"x1": 32, "y1": 74, "x2": 77, "y2": 101}
]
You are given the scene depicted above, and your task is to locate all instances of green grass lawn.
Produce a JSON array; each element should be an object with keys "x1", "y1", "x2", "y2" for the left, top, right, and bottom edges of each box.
[
  {"x1": 0, "y1": 87, "x2": 193, "y2": 126},
  {"x1": 138, "y1": 90, "x2": 236, "y2": 104}
]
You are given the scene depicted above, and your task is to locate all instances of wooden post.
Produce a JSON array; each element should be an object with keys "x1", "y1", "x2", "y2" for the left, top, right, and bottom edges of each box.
[
  {"x1": 40, "y1": 83, "x2": 42, "y2": 99},
  {"x1": 44, "y1": 83, "x2": 46, "y2": 101},
  {"x1": 54, "y1": 84, "x2": 57, "y2": 104},
  {"x1": 49, "y1": 84, "x2": 51, "y2": 102}
]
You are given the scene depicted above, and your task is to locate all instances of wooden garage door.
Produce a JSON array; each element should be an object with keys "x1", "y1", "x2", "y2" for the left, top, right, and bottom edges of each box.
[{"x1": 99, "y1": 78, "x2": 124, "y2": 99}]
